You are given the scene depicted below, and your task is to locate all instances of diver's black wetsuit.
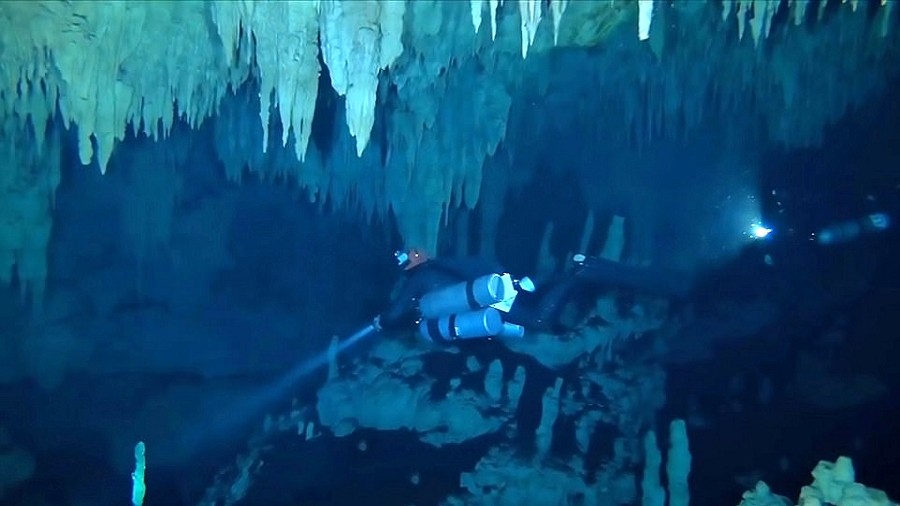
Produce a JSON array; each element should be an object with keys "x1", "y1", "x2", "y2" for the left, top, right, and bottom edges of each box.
[
  {"x1": 378, "y1": 255, "x2": 691, "y2": 336},
  {"x1": 508, "y1": 256, "x2": 691, "y2": 333}
]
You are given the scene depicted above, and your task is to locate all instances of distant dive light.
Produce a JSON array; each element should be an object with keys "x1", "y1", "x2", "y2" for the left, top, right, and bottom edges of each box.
[
  {"x1": 748, "y1": 221, "x2": 773, "y2": 240},
  {"x1": 394, "y1": 249, "x2": 410, "y2": 268},
  {"x1": 816, "y1": 212, "x2": 891, "y2": 245}
]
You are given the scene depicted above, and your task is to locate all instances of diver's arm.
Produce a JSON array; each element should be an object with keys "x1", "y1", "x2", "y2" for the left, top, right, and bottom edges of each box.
[{"x1": 375, "y1": 274, "x2": 425, "y2": 331}]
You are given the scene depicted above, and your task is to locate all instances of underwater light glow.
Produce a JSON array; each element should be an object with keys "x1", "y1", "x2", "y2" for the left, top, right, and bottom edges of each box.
[
  {"x1": 178, "y1": 323, "x2": 378, "y2": 456},
  {"x1": 749, "y1": 222, "x2": 773, "y2": 239}
]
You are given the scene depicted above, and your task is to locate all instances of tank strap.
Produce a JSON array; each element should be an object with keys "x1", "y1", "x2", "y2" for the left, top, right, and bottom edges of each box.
[
  {"x1": 447, "y1": 314, "x2": 459, "y2": 339},
  {"x1": 464, "y1": 280, "x2": 479, "y2": 310},
  {"x1": 425, "y1": 318, "x2": 452, "y2": 344}
]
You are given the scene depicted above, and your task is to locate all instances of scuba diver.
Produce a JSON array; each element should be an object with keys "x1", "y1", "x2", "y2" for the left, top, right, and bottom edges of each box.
[
  {"x1": 372, "y1": 247, "x2": 692, "y2": 345},
  {"x1": 371, "y1": 248, "x2": 534, "y2": 343}
]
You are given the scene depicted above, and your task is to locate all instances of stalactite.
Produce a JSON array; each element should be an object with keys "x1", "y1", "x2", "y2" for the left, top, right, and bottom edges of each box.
[
  {"x1": 0, "y1": 114, "x2": 60, "y2": 312},
  {"x1": 0, "y1": 0, "x2": 896, "y2": 290}
]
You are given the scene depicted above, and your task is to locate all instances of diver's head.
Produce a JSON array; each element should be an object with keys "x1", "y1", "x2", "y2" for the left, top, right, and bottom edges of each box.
[{"x1": 394, "y1": 247, "x2": 429, "y2": 271}]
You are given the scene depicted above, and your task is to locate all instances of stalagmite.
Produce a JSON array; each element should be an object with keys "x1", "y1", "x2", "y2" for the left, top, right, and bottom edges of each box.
[
  {"x1": 484, "y1": 360, "x2": 503, "y2": 403},
  {"x1": 536, "y1": 222, "x2": 557, "y2": 278},
  {"x1": 577, "y1": 210, "x2": 595, "y2": 256},
  {"x1": 535, "y1": 378, "x2": 563, "y2": 457},
  {"x1": 507, "y1": 366, "x2": 526, "y2": 409},
  {"x1": 601, "y1": 216, "x2": 627, "y2": 263}
]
